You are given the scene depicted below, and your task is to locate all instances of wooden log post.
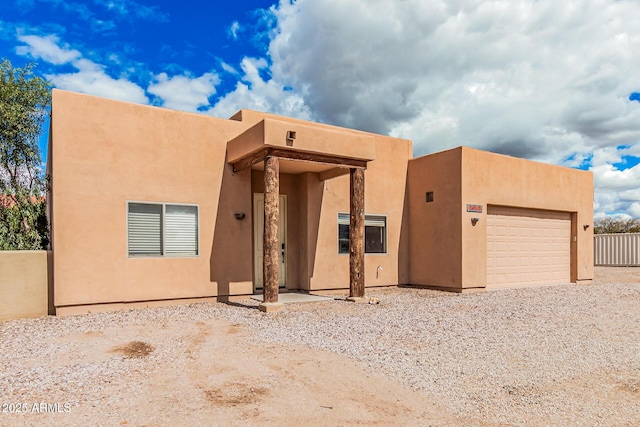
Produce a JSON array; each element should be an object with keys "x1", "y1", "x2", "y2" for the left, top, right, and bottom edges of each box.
[
  {"x1": 349, "y1": 168, "x2": 365, "y2": 299},
  {"x1": 262, "y1": 156, "x2": 280, "y2": 305}
]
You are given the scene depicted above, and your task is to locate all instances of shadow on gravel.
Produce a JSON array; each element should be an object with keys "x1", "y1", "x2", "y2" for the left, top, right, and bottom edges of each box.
[{"x1": 222, "y1": 300, "x2": 260, "y2": 311}]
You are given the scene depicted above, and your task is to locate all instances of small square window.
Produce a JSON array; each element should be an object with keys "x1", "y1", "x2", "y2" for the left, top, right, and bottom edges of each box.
[{"x1": 426, "y1": 192, "x2": 434, "y2": 203}]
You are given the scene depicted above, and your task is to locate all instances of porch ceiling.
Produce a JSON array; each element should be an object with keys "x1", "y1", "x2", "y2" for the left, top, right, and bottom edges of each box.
[{"x1": 227, "y1": 118, "x2": 376, "y2": 174}]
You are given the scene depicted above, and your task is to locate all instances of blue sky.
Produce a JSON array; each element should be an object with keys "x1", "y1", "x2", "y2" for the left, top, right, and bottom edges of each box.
[
  {"x1": 2, "y1": 0, "x2": 640, "y2": 219},
  {"x1": 2, "y1": 0, "x2": 276, "y2": 108}
]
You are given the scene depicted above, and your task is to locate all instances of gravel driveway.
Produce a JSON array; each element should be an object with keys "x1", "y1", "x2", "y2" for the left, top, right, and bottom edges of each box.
[{"x1": 1, "y1": 267, "x2": 639, "y2": 426}]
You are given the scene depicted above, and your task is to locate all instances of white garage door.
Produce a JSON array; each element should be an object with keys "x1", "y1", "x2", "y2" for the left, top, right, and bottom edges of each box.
[{"x1": 487, "y1": 206, "x2": 571, "y2": 289}]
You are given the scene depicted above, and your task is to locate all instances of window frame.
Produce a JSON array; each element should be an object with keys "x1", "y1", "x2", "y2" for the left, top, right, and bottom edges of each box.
[
  {"x1": 337, "y1": 212, "x2": 388, "y2": 255},
  {"x1": 127, "y1": 201, "x2": 200, "y2": 258}
]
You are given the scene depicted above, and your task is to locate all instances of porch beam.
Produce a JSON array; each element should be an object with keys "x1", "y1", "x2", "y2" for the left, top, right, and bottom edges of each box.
[
  {"x1": 268, "y1": 148, "x2": 368, "y2": 169},
  {"x1": 232, "y1": 147, "x2": 367, "y2": 173},
  {"x1": 259, "y1": 155, "x2": 282, "y2": 312},
  {"x1": 232, "y1": 150, "x2": 267, "y2": 173},
  {"x1": 348, "y1": 167, "x2": 365, "y2": 300}
]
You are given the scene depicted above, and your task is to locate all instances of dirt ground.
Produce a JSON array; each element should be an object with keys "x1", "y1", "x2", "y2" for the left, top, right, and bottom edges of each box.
[
  {"x1": 2, "y1": 266, "x2": 638, "y2": 426},
  {"x1": 3, "y1": 317, "x2": 456, "y2": 427},
  {"x1": 594, "y1": 265, "x2": 640, "y2": 283}
]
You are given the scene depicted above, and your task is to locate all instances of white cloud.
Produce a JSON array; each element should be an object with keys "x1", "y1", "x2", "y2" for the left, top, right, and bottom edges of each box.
[
  {"x1": 220, "y1": 61, "x2": 238, "y2": 74},
  {"x1": 94, "y1": 0, "x2": 169, "y2": 22},
  {"x1": 593, "y1": 163, "x2": 640, "y2": 192},
  {"x1": 47, "y1": 58, "x2": 148, "y2": 104},
  {"x1": 148, "y1": 72, "x2": 220, "y2": 112},
  {"x1": 627, "y1": 203, "x2": 640, "y2": 218},
  {"x1": 228, "y1": 21, "x2": 241, "y2": 40},
  {"x1": 15, "y1": 34, "x2": 81, "y2": 65},
  {"x1": 14, "y1": 33, "x2": 230, "y2": 112},
  {"x1": 265, "y1": 0, "x2": 640, "y2": 163},
  {"x1": 588, "y1": 145, "x2": 640, "y2": 217},
  {"x1": 16, "y1": 33, "x2": 148, "y2": 104},
  {"x1": 210, "y1": 57, "x2": 311, "y2": 120}
]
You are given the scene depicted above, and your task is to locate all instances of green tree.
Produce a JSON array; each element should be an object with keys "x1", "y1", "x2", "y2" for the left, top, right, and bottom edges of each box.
[
  {"x1": 594, "y1": 217, "x2": 640, "y2": 234},
  {"x1": 0, "y1": 59, "x2": 51, "y2": 250}
]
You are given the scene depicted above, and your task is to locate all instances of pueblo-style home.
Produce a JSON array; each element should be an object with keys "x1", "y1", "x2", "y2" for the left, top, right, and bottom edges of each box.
[{"x1": 46, "y1": 90, "x2": 594, "y2": 315}]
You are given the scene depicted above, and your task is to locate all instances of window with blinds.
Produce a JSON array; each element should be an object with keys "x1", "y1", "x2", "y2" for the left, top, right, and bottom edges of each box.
[
  {"x1": 128, "y1": 202, "x2": 199, "y2": 257},
  {"x1": 128, "y1": 203, "x2": 163, "y2": 256},
  {"x1": 338, "y1": 213, "x2": 387, "y2": 254}
]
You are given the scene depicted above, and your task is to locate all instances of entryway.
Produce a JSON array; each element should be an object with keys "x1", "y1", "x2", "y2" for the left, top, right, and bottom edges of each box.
[{"x1": 253, "y1": 193, "x2": 287, "y2": 290}]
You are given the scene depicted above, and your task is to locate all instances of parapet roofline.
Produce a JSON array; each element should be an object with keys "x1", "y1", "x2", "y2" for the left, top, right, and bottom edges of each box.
[{"x1": 227, "y1": 118, "x2": 376, "y2": 174}]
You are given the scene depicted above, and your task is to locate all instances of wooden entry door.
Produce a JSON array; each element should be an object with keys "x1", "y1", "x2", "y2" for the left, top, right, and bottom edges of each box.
[{"x1": 253, "y1": 193, "x2": 287, "y2": 290}]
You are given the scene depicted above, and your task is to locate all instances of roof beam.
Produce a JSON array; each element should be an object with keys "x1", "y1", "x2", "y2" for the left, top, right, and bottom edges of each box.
[{"x1": 232, "y1": 147, "x2": 368, "y2": 173}]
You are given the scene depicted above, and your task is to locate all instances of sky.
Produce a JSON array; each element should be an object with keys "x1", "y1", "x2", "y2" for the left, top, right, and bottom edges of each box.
[{"x1": 1, "y1": 0, "x2": 640, "y2": 219}]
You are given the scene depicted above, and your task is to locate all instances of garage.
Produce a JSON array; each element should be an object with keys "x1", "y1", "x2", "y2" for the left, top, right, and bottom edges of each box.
[{"x1": 486, "y1": 206, "x2": 571, "y2": 288}]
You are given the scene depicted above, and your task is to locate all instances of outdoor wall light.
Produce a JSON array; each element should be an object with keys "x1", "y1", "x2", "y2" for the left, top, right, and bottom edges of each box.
[
  {"x1": 583, "y1": 224, "x2": 590, "y2": 230},
  {"x1": 234, "y1": 212, "x2": 246, "y2": 220},
  {"x1": 471, "y1": 217, "x2": 480, "y2": 226}
]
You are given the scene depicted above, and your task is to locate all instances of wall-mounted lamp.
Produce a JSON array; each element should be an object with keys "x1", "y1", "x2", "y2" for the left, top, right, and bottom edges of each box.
[
  {"x1": 471, "y1": 217, "x2": 480, "y2": 226},
  {"x1": 286, "y1": 130, "x2": 296, "y2": 146},
  {"x1": 583, "y1": 224, "x2": 590, "y2": 230},
  {"x1": 234, "y1": 212, "x2": 246, "y2": 220}
]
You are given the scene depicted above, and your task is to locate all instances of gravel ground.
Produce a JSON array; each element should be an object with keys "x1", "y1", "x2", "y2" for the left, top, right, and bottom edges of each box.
[
  {"x1": 2, "y1": 268, "x2": 640, "y2": 426},
  {"x1": 230, "y1": 281, "x2": 640, "y2": 426}
]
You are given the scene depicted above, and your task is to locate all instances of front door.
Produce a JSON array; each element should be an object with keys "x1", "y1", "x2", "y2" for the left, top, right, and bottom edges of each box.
[{"x1": 253, "y1": 193, "x2": 287, "y2": 290}]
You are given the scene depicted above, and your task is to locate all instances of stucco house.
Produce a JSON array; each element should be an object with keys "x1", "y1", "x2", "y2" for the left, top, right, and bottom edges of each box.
[{"x1": 46, "y1": 89, "x2": 593, "y2": 315}]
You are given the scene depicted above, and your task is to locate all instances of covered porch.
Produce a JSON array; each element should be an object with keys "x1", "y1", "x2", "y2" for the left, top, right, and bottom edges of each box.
[{"x1": 227, "y1": 118, "x2": 376, "y2": 312}]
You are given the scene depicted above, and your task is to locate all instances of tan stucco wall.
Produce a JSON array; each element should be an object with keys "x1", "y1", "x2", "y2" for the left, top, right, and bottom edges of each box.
[
  {"x1": 50, "y1": 90, "x2": 253, "y2": 309},
  {"x1": 50, "y1": 90, "x2": 411, "y2": 312},
  {"x1": 407, "y1": 149, "x2": 463, "y2": 289},
  {"x1": 0, "y1": 251, "x2": 50, "y2": 321},
  {"x1": 407, "y1": 147, "x2": 593, "y2": 291}
]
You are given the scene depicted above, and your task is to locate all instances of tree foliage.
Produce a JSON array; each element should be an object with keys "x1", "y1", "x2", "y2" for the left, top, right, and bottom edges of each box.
[
  {"x1": 0, "y1": 59, "x2": 51, "y2": 250},
  {"x1": 0, "y1": 196, "x2": 48, "y2": 250},
  {"x1": 594, "y1": 217, "x2": 640, "y2": 234}
]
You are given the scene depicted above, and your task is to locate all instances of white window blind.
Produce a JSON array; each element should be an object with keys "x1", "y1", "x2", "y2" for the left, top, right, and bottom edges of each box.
[
  {"x1": 165, "y1": 205, "x2": 198, "y2": 256},
  {"x1": 128, "y1": 203, "x2": 162, "y2": 256},
  {"x1": 338, "y1": 213, "x2": 386, "y2": 227},
  {"x1": 365, "y1": 215, "x2": 386, "y2": 228}
]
